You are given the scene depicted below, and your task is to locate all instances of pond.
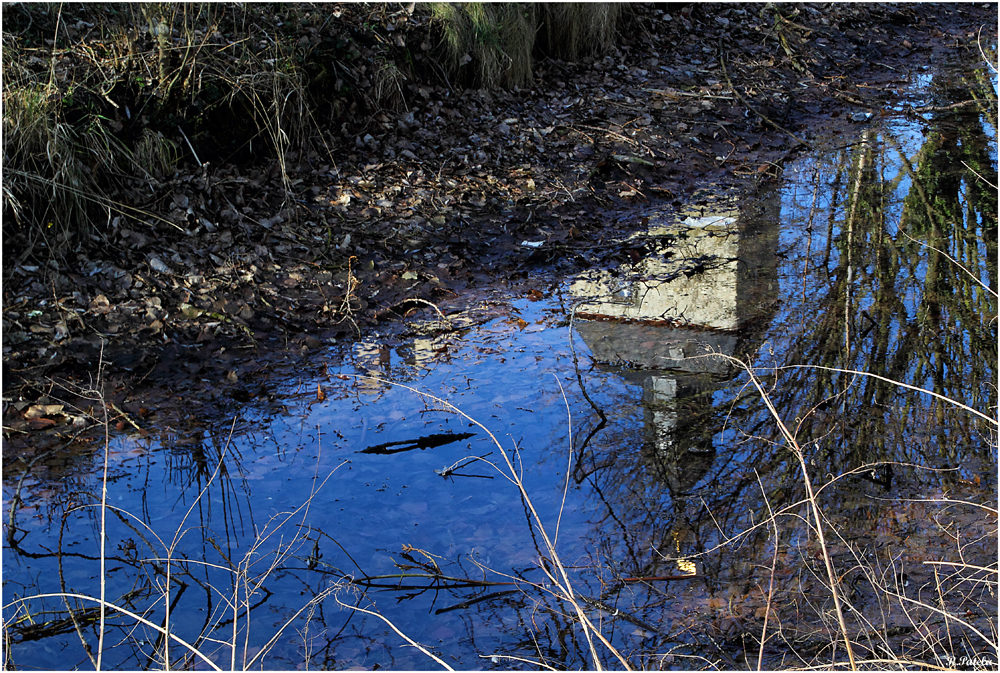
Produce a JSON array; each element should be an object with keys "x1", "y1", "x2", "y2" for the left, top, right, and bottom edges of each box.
[{"x1": 4, "y1": 56, "x2": 997, "y2": 670}]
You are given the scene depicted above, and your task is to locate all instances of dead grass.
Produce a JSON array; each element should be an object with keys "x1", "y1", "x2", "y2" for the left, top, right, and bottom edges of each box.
[
  {"x1": 429, "y1": 3, "x2": 623, "y2": 89},
  {"x1": 537, "y1": 4, "x2": 623, "y2": 61},
  {"x1": 3, "y1": 83, "x2": 98, "y2": 256},
  {"x1": 1, "y1": 3, "x2": 317, "y2": 260},
  {"x1": 2, "y1": 2, "x2": 625, "y2": 260},
  {"x1": 3, "y1": 358, "x2": 995, "y2": 669},
  {"x1": 644, "y1": 351, "x2": 999, "y2": 670},
  {"x1": 2, "y1": 363, "x2": 351, "y2": 669},
  {"x1": 430, "y1": 3, "x2": 536, "y2": 89},
  {"x1": 323, "y1": 367, "x2": 997, "y2": 669}
]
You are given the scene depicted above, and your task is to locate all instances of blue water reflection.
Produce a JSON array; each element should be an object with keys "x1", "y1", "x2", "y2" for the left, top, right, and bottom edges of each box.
[{"x1": 4, "y1": 59, "x2": 997, "y2": 671}]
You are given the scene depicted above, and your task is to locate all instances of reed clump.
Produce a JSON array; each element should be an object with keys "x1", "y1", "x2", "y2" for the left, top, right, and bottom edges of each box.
[{"x1": 429, "y1": 3, "x2": 623, "y2": 88}]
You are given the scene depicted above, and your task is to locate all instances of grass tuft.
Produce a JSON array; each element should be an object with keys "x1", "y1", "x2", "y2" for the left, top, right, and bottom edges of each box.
[
  {"x1": 3, "y1": 83, "x2": 99, "y2": 258},
  {"x1": 428, "y1": 3, "x2": 623, "y2": 88},
  {"x1": 537, "y1": 3, "x2": 622, "y2": 61},
  {"x1": 430, "y1": 3, "x2": 536, "y2": 89}
]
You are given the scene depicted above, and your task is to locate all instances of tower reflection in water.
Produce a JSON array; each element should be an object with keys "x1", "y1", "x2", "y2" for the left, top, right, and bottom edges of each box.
[{"x1": 570, "y1": 189, "x2": 779, "y2": 569}]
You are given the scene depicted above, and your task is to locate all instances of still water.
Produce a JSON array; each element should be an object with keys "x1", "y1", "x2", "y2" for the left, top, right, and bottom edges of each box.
[{"x1": 4, "y1": 63, "x2": 997, "y2": 670}]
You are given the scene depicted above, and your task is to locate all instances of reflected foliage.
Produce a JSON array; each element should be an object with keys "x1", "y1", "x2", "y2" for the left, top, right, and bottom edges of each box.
[{"x1": 564, "y1": 58, "x2": 997, "y2": 668}]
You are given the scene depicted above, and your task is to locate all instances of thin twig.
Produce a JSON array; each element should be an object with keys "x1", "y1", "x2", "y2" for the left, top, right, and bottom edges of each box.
[
  {"x1": 723, "y1": 356, "x2": 857, "y2": 670},
  {"x1": 552, "y1": 374, "x2": 573, "y2": 550},
  {"x1": 899, "y1": 224, "x2": 999, "y2": 299},
  {"x1": 335, "y1": 595, "x2": 455, "y2": 670},
  {"x1": 979, "y1": 24, "x2": 998, "y2": 74},
  {"x1": 96, "y1": 346, "x2": 109, "y2": 671},
  {"x1": 8, "y1": 593, "x2": 223, "y2": 671},
  {"x1": 355, "y1": 374, "x2": 630, "y2": 670},
  {"x1": 756, "y1": 468, "x2": 780, "y2": 671},
  {"x1": 962, "y1": 159, "x2": 998, "y2": 190},
  {"x1": 785, "y1": 364, "x2": 997, "y2": 427},
  {"x1": 177, "y1": 125, "x2": 203, "y2": 168}
]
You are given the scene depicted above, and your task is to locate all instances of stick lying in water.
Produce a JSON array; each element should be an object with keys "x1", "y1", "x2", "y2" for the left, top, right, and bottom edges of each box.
[{"x1": 358, "y1": 431, "x2": 476, "y2": 454}]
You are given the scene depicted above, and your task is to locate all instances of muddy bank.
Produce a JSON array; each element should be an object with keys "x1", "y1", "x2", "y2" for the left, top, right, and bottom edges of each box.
[{"x1": 3, "y1": 3, "x2": 995, "y2": 454}]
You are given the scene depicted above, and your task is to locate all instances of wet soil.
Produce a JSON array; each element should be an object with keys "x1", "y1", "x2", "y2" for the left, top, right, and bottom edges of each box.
[{"x1": 3, "y1": 3, "x2": 995, "y2": 457}]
